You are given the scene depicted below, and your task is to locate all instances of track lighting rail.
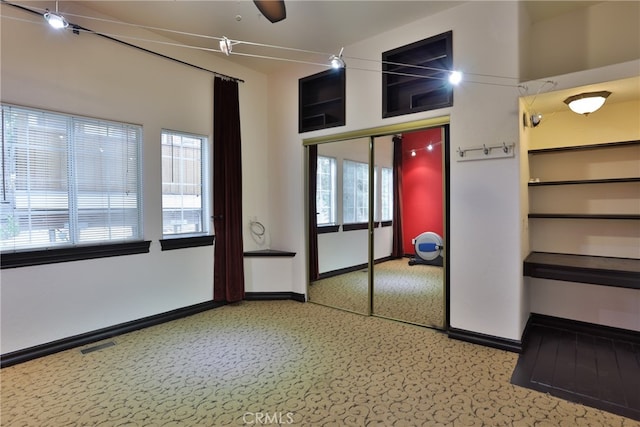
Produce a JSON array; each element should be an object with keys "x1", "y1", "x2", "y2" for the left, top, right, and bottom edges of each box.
[{"x1": 1, "y1": 0, "x2": 244, "y2": 83}]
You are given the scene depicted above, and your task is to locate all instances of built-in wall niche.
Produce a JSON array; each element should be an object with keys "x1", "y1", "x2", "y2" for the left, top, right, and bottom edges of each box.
[
  {"x1": 298, "y1": 68, "x2": 346, "y2": 133},
  {"x1": 382, "y1": 31, "x2": 453, "y2": 118}
]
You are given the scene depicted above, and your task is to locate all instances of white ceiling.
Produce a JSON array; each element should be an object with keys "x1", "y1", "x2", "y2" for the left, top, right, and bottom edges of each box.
[
  {"x1": 39, "y1": 0, "x2": 601, "y2": 74},
  {"x1": 11, "y1": 0, "x2": 633, "y2": 114}
]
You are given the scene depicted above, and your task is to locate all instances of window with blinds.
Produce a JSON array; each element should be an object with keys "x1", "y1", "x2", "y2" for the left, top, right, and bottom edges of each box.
[
  {"x1": 0, "y1": 105, "x2": 143, "y2": 252},
  {"x1": 161, "y1": 130, "x2": 209, "y2": 237}
]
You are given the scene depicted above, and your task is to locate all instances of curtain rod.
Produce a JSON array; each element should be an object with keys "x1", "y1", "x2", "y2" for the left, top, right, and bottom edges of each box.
[{"x1": 1, "y1": 1, "x2": 244, "y2": 83}]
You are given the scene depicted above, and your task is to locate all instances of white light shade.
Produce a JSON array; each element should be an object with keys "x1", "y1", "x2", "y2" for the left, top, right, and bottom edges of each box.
[
  {"x1": 44, "y1": 11, "x2": 68, "y2": 29},
  {"x1": 564, "y1": 91, "x2": 611, "y2": 115}
]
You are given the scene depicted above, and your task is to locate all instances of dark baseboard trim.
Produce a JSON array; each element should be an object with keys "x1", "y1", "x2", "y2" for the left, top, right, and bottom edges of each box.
[
  {"x1": 524, "y1": 313, "x2": 640, "y2": 345},
  {"x1": 0, "y1": 300, "x2": 225, "y2": 369},
  {"x1": 448, "y1": 327, "x2": 522, "y2": 353},
  {"x1": 244, "y1": 292, "x2": 306, "y2": 302}
]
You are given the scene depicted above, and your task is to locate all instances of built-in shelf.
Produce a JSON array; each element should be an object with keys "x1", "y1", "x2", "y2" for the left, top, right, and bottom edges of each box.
[
  {"x1": 382, "y1": 31, "x2": 453, "y2": 118},
  {"x1": 528, "y1": 139, "x2": 639, "y2": 154},
  {"x1": 526, "y1": 140, "x2": 640, "y2": 292},
  {"x1": 528, "y1": 213, "x2": 640, "y2": 220},
  {"x1": 524, "y1": 252, "x2": 640, "y2": 289},
  {"x1": 244, "y1": 249, "x2": 296, "y2": 258},
  {"x1": 528, "y1": 177, "x2": 640, "y2": 186},
  {"x1": 299, "y1": 68, "x2": 345, "y2": 133}
]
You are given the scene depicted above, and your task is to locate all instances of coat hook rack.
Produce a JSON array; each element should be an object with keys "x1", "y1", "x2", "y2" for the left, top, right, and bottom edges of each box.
[{"x1": 457, "y1": 142, "x2": 515, "y2": 162}]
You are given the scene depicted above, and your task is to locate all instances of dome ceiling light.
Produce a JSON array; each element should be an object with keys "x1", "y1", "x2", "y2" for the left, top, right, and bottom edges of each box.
[{"x1": 563, "y1": 91, "x2": 611, "y2": 115}]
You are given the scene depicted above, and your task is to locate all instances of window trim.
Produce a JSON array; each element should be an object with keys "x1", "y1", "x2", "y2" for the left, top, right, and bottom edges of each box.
[
  {"x1": 0, "y1": 240, "x2": 151, "y2": 269},
  {"x1": 159, "y1": 234, "x2": 214, "y2": 251}
]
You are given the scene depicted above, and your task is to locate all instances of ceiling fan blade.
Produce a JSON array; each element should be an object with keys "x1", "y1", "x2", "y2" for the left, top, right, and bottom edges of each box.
[{"x1": 253, "y1": 0, "x2": 286, "y2": 23}]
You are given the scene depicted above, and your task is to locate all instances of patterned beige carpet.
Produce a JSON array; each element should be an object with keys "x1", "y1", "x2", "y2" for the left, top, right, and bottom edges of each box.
[
  {"x1": 310, "y1": 259, "x2": 444, "y2": 328},
  {"x1": 1, "y1": 301, "x2": 636, "y2": 426}
]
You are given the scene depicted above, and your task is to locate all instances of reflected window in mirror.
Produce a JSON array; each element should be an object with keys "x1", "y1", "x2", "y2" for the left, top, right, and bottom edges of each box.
[
  {"x1": 380, "y1": 167, "x2": 393, "y2": 223},
  {"x1": 343, "y1": 159, "x2": 369, "y2": 224},
  {"x1": 317, "y1": 155, "x2": 337, "y2": 226}
]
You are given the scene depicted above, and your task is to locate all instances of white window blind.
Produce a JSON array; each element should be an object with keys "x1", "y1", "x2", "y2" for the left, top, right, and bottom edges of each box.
[
  {"x1": 0, "y1": 105, "x2": 143, "y2": 252},
  {"x1": 316, "y1": 155, "x2": 336, "y2": 226},
  {"x1": 343, "y1": 159, "x2": 369, "y2": 224},
  {"x1": 161, "y1": 130, "x2": 208, "y2": 237}
]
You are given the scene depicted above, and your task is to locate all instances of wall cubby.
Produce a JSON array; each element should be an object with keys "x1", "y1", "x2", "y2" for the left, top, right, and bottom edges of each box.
[
  {"x1": 298, "y1": 68, "x2": 345, "y2": 133},
  {"x1": 382, "y1": 31, "x2": 453, "y2": 118},
  {"x1": 524, "y1": 140, "x2": 640, "y2": 289}
]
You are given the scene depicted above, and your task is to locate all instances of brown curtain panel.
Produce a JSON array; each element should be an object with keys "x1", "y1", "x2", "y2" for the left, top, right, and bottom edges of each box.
[
  {"x1": 213, "y1": 77, "x2": 245, "y2": 302},
  {"x1": 392, "y1": 136, "x2": 404, "y2": 258},
  {"x1": 308, "y1": 145, "x2": 319, "y2": 281}
]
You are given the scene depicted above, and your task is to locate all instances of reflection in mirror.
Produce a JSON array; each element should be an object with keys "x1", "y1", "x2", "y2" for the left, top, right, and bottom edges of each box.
[
  {"x1": 308, "y1": 138, "x2": 370, "y2": 314},
  {"x1": 372, "y1": 129, "x2": 445, "y2": 328}
]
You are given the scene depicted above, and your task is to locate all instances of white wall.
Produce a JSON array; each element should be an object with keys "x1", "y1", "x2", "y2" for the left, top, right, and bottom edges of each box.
[
  {"x1": 0, "y1": 4, "x2": 269, "y2": 353},
  {"x1": 525, "y1": 1, "x2": 640, "y2": 81},
  {"x1": 267, "y1": 1, "x2": 527, "y2": 341}
]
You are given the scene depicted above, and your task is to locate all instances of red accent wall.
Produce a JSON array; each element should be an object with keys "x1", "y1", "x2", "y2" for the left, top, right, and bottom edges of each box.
[{"x1": 401, "y1": 128, "x2": 443, "y2": 254}]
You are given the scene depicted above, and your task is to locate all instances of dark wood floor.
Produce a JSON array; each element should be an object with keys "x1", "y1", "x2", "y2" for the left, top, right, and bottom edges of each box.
[{"x1": 511, "y1": 315, "x2": 640, "y2": 421}]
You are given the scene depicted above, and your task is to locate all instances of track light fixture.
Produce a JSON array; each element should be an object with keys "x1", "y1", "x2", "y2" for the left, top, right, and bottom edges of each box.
[
  {"x1": 563, "y1": 91, "x2": 611, "y2": 115},
  {"x1": 530, "y1": 113, "x2": 542, "y2": 127},
  {"x1": 330, "y1": 47, "x2": 345, "y2": 69},
  {"x1": 44, "y1": 0, "x2": 68, "y2": 29},
  {"x1": 219, "y1": 36, "x2": 232, "y2": 56}
]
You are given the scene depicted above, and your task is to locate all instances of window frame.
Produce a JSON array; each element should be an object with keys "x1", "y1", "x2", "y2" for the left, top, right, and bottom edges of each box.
[{"x1": 159, "y1": 129, "x2": 211, "y2": 243}]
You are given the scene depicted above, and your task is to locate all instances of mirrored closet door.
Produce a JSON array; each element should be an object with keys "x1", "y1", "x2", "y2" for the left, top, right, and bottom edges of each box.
[
  {"x1": 306, "y1": 121, "x2": 448, "y2": 329},
  {"x1": 372, "y1": 129, "x2": 445, "y2": 328},
  {"x1": 307, "y1": 138, "x2": 371, "y2": 315}
]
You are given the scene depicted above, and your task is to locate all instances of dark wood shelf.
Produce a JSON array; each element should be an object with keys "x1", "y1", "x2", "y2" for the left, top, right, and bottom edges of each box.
[
  {"x1": 524, "y1": 251, "x2": 640, "y2": 289},
  {"x1": 528, "y1": 177, "x2": 640, "y2": 186},
  {"x1": 528, "y1": 213, "x2": 640, "y2": 220},
  {"x1": 244, "y1": 249, "x2": 296, "y2": 258},
  {"x1": 301, "y1": 97, "x2": 343, "y2": 109},
  {"x1": 384, "y1": 53, "x2": 448, "y2": 73},
  {"x1": 528, "y1": 139, "x2": 639, "y2": 155}
]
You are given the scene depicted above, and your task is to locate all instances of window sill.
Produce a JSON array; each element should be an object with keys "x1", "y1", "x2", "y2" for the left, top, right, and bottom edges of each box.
[
  {"x1": 1, "y1": 241, "x2": 152, "y2": 269},
  {"x1": 160, "y1": 235, "x2": 215, "y2": 251},
  {"x1": 342, "y1": 222, "x2": 381, "y2": 231},
  {"x1": 317, "y1": 225, "x2": 340, "y2": 234}
]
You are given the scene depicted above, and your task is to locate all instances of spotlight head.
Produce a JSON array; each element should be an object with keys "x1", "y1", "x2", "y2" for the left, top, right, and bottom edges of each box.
[
  {"x1": 448, "y1": 70, "x2": 462, "y2": 85},
  {"x1": 219, "y1": 37, "x2": 232, "y2": 56},
  {"x1": 330, "y1": 47, "x2": 345, "y2": 69},
  {"x1": 44, "y1": 10, "x2": 68, "y2": 29},
  {"x1": 530, "y1": 113, "x2": 542, "y2": 127}
]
